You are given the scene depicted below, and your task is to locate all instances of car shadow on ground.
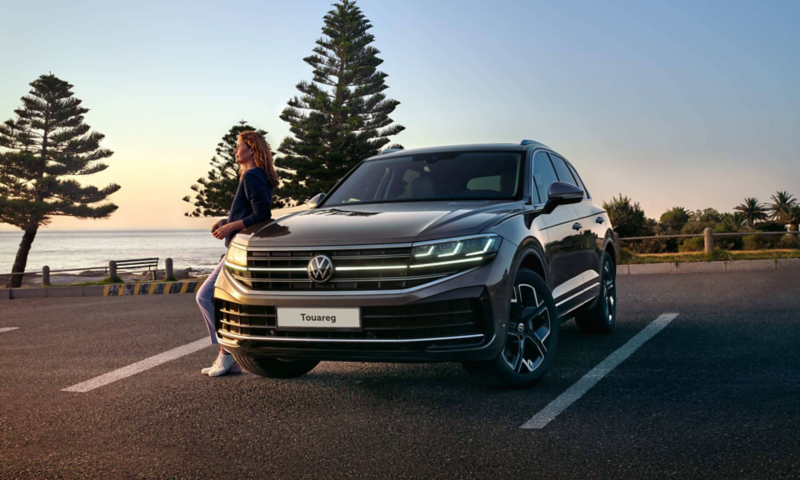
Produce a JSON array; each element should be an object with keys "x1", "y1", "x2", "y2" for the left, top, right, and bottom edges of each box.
[{"x1": 224, "y1": 319, "x2": 642, "y2": 419}]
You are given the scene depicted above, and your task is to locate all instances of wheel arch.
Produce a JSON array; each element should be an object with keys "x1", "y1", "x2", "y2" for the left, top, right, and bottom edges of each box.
[
  {"x1": 602, "y1": 231, "x2": 617, "y2": 272},
  {"x1": 514, "y1": 237, "x2": 549, "y2": 286}
]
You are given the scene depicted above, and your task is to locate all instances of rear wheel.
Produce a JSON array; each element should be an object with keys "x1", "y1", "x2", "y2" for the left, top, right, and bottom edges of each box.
[
  {"x1": 234, "y1": 356, "x2": 320, "y2": 379},
  {"x1": 464, "y1": 268, "x2": 559, "y2": 389},
  {"x1": 574, "y1": 252, "x2": 617, "y2": 334}
]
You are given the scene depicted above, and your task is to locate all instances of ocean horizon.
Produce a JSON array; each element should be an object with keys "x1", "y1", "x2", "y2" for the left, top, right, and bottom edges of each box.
[{"x1": 1, "y1": 230, "x2": 228, "y2": 275}]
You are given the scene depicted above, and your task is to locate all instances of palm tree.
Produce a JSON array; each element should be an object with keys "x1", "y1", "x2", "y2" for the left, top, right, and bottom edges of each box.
[
  {"x1": 734, "y1": 197, "x2": 768, "y2": 229},
  {"x1": 721, "y1": 212, "x2": 746, "y2": 230},
  {"x1": 784, "y1": 205, "x2": 800, "y2": 234},
  {"x1": 769, "y1": 191, "x2": 797, "y2": 220}
]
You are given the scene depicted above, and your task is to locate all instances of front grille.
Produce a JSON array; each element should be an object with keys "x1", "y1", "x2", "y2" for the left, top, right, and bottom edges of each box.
[
  {"x1": 215, "y1": 297, "x2": 486, "y2": 342},
  {"x1": 230, "y1": 247, "x2": 464, "y2": 291}
]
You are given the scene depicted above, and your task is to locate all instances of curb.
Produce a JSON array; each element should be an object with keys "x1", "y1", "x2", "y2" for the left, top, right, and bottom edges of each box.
[
  {"x1": 618, "y1": 258, "x2": 800, "y2": 275},
  {"x1": 1, "y1": 279, "x2": 206, "y2": 300}
]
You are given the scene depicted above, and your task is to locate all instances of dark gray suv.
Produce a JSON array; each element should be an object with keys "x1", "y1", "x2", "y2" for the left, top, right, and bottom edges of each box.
[{"x1": 214, "y1": 140, "x2": 617, "y2": 388}]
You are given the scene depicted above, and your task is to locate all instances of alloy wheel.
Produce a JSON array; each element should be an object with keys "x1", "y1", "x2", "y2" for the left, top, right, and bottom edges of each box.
[
  {"x1": 503, "y1": 283, "x2": 552, "y2": 374},
  {"x1": 603, "y1": 261, "x2": 616, "y2": 324}
]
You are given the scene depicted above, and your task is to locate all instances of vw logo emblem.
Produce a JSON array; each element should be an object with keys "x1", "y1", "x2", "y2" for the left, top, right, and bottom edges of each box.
[{"x1": 307, "y1": 255, "x2": 333, "y2": 283}]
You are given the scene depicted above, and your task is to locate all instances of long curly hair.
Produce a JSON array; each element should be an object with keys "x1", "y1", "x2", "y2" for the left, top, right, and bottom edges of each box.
[{"x1": 238, "y1": 130, "x2": 279, "y2": 189}]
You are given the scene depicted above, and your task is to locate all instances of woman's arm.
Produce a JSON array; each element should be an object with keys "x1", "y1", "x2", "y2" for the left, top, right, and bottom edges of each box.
[
  {"x1": 241, "y1": 172, "x2": 273, "y2": 227},
  {"x1": 212, "y1": 219, "x2": 243, "y2": 239},
  {"x1": 211, "y1": 218, "x2": 228, "y2": 232}
]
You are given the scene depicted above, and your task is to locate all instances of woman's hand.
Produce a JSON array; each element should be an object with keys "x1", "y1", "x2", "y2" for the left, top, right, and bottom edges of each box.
[
  {"x1": 211, "y1": 218, "x2": 227, "y2": 233},
  {"x1": 212, "y1": 223, "x2": 233, "y2": 240}
]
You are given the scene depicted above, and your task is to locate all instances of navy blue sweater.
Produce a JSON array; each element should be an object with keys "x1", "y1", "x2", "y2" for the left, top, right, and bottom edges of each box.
[{"x1": 225, "y1": 168, "x2": 273, "y2": 247}]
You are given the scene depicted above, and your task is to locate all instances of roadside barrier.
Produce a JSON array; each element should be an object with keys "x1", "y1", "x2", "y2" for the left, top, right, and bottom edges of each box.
[
  {"x1": 102, "y1": 279, "x2": 206, "y2": 296},
  {"x1": 620, "y1": 228, "x2": 799, "y2": 254},
  {"x1": 1, "y1": 278, "x2": 208, "y2": 300}
]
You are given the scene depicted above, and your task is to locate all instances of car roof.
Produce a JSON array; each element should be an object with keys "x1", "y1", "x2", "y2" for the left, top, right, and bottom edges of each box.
[{"x1": 364, "y1": 141, "x2": 552, "y2": 161}]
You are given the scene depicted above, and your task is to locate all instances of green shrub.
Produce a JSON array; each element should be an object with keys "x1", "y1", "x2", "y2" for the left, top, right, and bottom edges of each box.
[
  {"x1": 742, "y1": 235, "x2": 769, "y2": 250},
  {"x1": 627, "y1": 238, "x2": 675, "y2": 254},
  {"x1": 778, "y1": 234, "x2": 800, "y2": 249},
  {"x1": 619, "y1": 247, "x2": 634, "y2": 264},
  {"x1": 708, "y1": 248, "x2": 733, "y2": 262},
  {"x1": 679, "y1": 237, "x2": 704, "y2": 252},
  {"x1": 713, "y1": 222, "x2": 743, "y2": 250}
]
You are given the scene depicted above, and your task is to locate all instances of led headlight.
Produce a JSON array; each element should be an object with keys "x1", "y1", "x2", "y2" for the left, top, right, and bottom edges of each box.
[
  {"x1": 410, "y1": 235, "x2": 502, "y2": 269},
  {"x1": 225, "y1": 244, "x2": 248, "y2": 270}
]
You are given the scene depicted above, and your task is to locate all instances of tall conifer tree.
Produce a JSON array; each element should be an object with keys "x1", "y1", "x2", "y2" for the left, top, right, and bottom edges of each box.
[
  {"x1": 278, "y1": 0, "x2": 404, "y2": 202},
  {"x1": 0, "y1": 74, "x2": 119, "y2": 288}
]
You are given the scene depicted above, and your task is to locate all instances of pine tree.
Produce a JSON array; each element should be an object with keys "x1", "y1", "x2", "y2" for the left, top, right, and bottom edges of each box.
[
  {"x1": 0, "y1": 74, "x2": 119, "y2": 288},
  {"x1": 183, "y1": 120, "x2": 285, "y2": 217},
  {"x1": 278, "y1": 0, "x2": 404, "y2": 203}
]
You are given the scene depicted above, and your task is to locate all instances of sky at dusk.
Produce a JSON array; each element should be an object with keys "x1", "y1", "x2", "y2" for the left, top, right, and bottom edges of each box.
[{"x1": 0, "y1": 0, "x2": 798, "y2": 231}]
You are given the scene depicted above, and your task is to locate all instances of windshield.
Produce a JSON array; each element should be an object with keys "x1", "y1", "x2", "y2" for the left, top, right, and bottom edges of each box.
[{"x1": 323, "y1": 151, "x2": 523, "y2": 206}]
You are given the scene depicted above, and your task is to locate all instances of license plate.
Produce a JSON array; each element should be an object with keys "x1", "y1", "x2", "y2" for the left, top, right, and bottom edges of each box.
[{"x1": 277, "y1": 307, "x2": 361, "y2": 330}]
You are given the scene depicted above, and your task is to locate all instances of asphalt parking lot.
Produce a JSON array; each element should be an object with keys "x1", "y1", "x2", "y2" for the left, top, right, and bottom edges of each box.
[{"x1": 1, "y1": 270, "x2": 799, "y2": 479}]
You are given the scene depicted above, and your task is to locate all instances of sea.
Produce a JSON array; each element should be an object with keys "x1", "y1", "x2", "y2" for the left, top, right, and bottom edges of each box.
[{"x1": 0, "y1": 230, "x2": 228, "y2": 275}]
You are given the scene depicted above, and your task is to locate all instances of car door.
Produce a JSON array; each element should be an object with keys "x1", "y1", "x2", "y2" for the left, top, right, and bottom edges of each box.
[
  {"x1": 565, "y1": 159, "x2": 607, "y2": 274},
  {"x1": 531, "y1": 151, "x2": 582, "y2": 306},
  {"x1": 545, "y1": 152, "x2": 603, "y2": 314}
]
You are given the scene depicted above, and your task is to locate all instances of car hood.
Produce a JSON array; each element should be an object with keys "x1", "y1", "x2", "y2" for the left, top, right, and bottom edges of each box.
[{"x1": 235, "y1": 200, "x2": 524, "y2": 248}]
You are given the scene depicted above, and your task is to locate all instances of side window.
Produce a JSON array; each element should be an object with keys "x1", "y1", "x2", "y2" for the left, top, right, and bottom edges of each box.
[
  {"x1": 566, "y1": 162, "x2": 590, "y2": 199},
  {"x1": 547, "y1": 153, "x2": 578, "y2": 187},
  {"x1": 532, "y1": 151, "x2": 559, "y2": 203}
]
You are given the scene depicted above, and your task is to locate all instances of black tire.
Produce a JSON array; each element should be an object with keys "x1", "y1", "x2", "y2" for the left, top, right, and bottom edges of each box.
[
  {"x1": 464, "y1": 268, "x2": 559, "y2": 389},
  {"x1": 234, "y1": 355, "x2": 320, "y2": 379},
  {"x1": 574, "y1": 252, "x2": 617, "y2": 334}
]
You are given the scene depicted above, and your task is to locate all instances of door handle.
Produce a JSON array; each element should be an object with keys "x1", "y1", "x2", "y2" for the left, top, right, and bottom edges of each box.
[
  {"x1": 596, "y1": 217, "x2": 605, "y2": 224},
  {"x1": 572, "y1": 222, "x2": 582, "y2": 231}
]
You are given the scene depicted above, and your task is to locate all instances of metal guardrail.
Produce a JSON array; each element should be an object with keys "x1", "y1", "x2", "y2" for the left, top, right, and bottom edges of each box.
[
  {"x1": 619, "y1": 229, "x2": 799, "y2": 254},
  {"x1": 620, "y1": 231, "x2": 798, "y2": 241},
  {"x1": 2, "y1": 258, "x2": 170, "y2": 286}
]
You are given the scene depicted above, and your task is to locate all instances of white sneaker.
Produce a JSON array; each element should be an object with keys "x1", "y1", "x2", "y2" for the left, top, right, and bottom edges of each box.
[
  {"x1": 206, "y1": 353, "x2": 241, "y2": 377},
  {"x1": 201, "y1": 352, "x2": 225, "y2": 375}
]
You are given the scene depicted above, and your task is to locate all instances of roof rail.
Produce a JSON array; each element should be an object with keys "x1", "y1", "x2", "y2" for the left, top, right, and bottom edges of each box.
[
  {"x1": 380, "y1": 147, "x2": 404, "y2": 155},
  {"x1": 520, "y1": 139, "x2": 536, "y2": 145}
]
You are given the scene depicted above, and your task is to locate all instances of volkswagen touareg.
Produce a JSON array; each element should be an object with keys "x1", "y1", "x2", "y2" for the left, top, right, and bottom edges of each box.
[{"x1": 214, "y1": 140, "x2": 617, "y2": 388}]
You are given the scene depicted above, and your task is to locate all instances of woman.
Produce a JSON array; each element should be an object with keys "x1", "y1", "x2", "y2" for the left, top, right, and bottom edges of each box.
[{"x1": 196, "y1": 130, "x2": 278, "y2": 376}]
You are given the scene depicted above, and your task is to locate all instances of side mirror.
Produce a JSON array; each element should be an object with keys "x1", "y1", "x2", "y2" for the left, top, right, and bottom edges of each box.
[
  {"x1": 542, "y1": 182, "x2": 584, "y2": 214},
  {"x1": 307, "y1": 192, "x2": 326, "y2": 210}
]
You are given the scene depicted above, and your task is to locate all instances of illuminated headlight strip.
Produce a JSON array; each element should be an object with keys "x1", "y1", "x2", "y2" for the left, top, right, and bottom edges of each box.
[
  {"x1": 224, "y1": 261, "x2": 306, "y2": 272},
  {"x1": 410, "y1": 257, "x2": 485, "y2": 269},
  {"x1": 224, "y1": 260, "x2": 248, "y2": 271},
  {"x1": 438, "y1": 242, "x2": 462, "y2": 257},
  {"x1": 335, "y1": 265, "x2": 408, "y2": 271},
  {"x1": 466, "y1": 238, "x2": 494, "y2": 256},
  {"x1": 226, "y1": 257, "x2": 491, "y2": 273}
]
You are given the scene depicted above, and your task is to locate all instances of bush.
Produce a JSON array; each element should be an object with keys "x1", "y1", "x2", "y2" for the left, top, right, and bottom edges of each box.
[
  {"x1": 708, "y1": 248, "x2": 733, "y2": 262},
  {"x1": 778, "y1": 234, "x2": 800, "y2": 249},
  {"x1": 627, "y1": 238, "x2": 675, "y2": 254},
  {"x1": 679, "y1": 237, "x2": 704, "y2": 252},
  {"x1": 619, "y1": 247, "x2": 634, "y2": 264},
  {"x1": 711, "y1": 224, "x2": 743, "y2": 250},
  {"x1": 603, "y1": 194, "x2": 654, "y2": 238},
  {"x1": 742, "y1": 235, "x2": 770, "y2": 250}
]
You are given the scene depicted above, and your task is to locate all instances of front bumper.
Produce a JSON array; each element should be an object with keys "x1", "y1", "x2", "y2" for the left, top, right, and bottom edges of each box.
[{"x1": 212, "y1": 240, "x2": 516, "y2": 363}]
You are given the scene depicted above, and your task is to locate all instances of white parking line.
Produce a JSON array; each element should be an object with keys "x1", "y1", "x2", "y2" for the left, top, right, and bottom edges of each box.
[
  {"x1": 0, "y1": 327, "x2": 19, "y2": 334},
  {"x1": 62, "y1": 337, "x2": 212, "y2": 393},
  {"x1": 521, "y1": 313, "x2": 679, "y2": 430}
]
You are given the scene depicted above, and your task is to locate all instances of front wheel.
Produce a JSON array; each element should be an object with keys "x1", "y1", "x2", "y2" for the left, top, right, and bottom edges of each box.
[
  {"x1": 234, "y1": 356, "x2": 320, "y2": 379},
  {"x1": 574, "y1": 251, "x2": 617, "y2": 334},
  {"x1": 464, "y1": 268, "x2": 559, "y2": 389}
]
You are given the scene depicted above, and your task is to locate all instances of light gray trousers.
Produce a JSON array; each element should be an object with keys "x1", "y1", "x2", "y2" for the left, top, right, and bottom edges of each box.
[{"x1": 196, "y1": 258, "x2": 225, "y2": 345}]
